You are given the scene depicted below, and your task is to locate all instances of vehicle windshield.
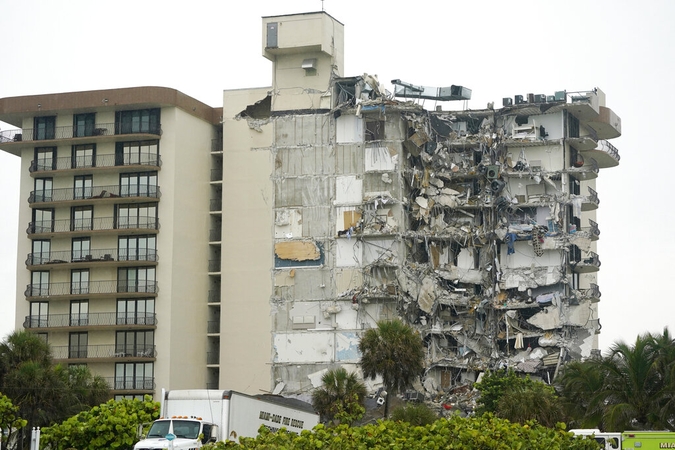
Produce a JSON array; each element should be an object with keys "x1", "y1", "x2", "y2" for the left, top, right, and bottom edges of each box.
[
  {"x1": 146, "y1": 419, "x2": 200, "y2": 440},
  {"x1": 170, "y1": 420, "x2": 201, "y2": 439},
  {"x1": 147, "y1": 420, "x2": 170, "y2": 438}
]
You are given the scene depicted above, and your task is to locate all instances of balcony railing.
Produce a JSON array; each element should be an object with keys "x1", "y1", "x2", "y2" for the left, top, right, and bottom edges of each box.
[
  {"x1": 588, "y1": 219, "x2": 600, "y2": 238},
  {"x1": 597, "y1": 139, "x2": 620, "y2": 162},
  {"x1": 30, "y1": 153, "x2": 161, "y2": 173},
  {"x1": 102, "y1": 376, "x2": 155, "y2": 391},
  {"x1": 0, "y1": 123, "x2": 162, "y2": 143},
  {"x1": 26, "y1": 248, "x2": 158, "y2": 266},
  {"x1": 23, "y1": 312, "x2": 157, "y2": 329},
  {"x1": 25, "y1": 280, "x2": 158, "y2": 298},
  {"x1": 29, "y1": 185, "x2": 161, "y2": 204},
  {"x1": 27, "y1": 216, "x2": 160, "y2": 235},
  {"x1": 51, "y1": 344, "x2": 156, "y2": 360}
]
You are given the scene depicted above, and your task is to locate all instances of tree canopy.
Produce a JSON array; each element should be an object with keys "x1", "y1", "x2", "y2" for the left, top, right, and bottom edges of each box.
[
  {"x1": 557, "y1": 327, "x2": 675, "y2": 431},
  {"x1": 358, "y1": 320, "x2": 424, "y2": 417},
  {"x1": 311, "y1": 367, "x2": 366, "y2": 425}
]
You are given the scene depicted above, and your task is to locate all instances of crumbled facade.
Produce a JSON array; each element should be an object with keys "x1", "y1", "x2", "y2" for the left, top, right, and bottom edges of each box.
[{"x1": 240, "y1": 12, "x2": 621, "y2": 396}]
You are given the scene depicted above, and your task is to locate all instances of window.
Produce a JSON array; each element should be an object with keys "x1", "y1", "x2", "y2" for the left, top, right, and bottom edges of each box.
[
  {"x1": 68, "y1": 332, "x2": 88, "y2": 358},
  {"x1": 116, "y1": 203, "x2": 157, "y2": 230},
  {"x1": 30, "y1": 271, "x2": 50, "y2": 296},
  {"x1": 32, "y1": 208, "x2": 54, "y2": 233},
  {"x1": 34, "y1": 116, "x2": 56, "y2": 140},
  {"x1": 74, "y1": 113, "x2": 95, "y2": 138},
  {"x1": 71, "y1": 269, "x2": 89, "y2": 294},
  {"x1": 71, "y1": 206, "x2": 93, "y2": 231},
  {"x1": 115, "y1": 362, "x2": 154, "y2": 390},
  {"x1": 74, "y1": 175, "x2": 93, "y2": 199},
  {"x1": 365, "y1": 118, "x2": 385, "y2": 141},
  {"x1": 116, "y1": 109, "x2": 160, "y2": 135},
  {"x1": 72, "y1": 144, "x2": 95, "y2": 168},
  {"x1": 119, "y1": 235, "x2": 156, "y2": 262},
  {"x1": 115, "y1": 141, "x2": 159, "y2": 166},
  {"x1": 117, "y1": 299, "x2": 155, "y2": 325},
  {"x1": 72, "y1": 237, "x2": 91, "y2": 261},
  {"x1": 120, "y1": 172, "x2": 157, "y2": 197},
  {"x1": 34, "y1": 147, "x2": 56, "y2": 171},
  {"x1": 568, "y1": 113, "x2": 580, "y2": 138},
  {"x1": 70, "y1": 300, "x2": 89, "y2": 326},
  {"x1": 118, "y1": 267, "x2": 155, "y2": 293},
  {"x1": 116, "y1": 330, "x2": 154, "y2": 357},
  {"x1": 34, "y1": 178, "x2": 53, "y2": 202},
  {"x1": 31, "y1": 240, "x2": 51, "y2": 265},
  {"x1": 29, "y1": 301, "x2": 49, "y2": 328}
]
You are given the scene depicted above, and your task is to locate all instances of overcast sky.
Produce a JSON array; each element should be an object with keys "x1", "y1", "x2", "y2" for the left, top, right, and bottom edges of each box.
[{"x1": 0, "y1": 0, "x2": 673, "y2": 351}]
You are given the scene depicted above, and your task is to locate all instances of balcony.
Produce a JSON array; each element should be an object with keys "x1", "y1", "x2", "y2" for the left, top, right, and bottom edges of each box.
[
  {"x1": 208, "y1": 259, "x2": 221, "y2": 273},
  {"x1": 580, "y1": 139, "x2": 620, "y2": 169},
  {"x1": 210, "y1": 198, "x2": 222, "y2": 212},
  {"x1": 208, "y1": 321, "x2": 220, "y2": 334},
  {"x1": 51, "y1": 344, "x2": 156, "y2": 361},
  {"x1": 103, "y1": 376, "x2": 155, "y2": 391},
  {"x1": 207, "y1": 351, "x2": 220, "y2": 365},
  {"x1": 23, "y1": 312, "x2": 157, "y2": 330},
  {"x1": 566, "y1": 90, "x2": 601, "y2": 122},
  {"x1": 26, "y1": 248, "x2": 158, "y2": 268},
  {"x1": 25, "y1": 280, "x2": 158, "y2": 299},
  {"x1": 29, "y1": 185, "x2": 161, "y2": 205},
  {"x1": 578, "y1": 283, "x2": 601, "y2": 303},
  {"x1": 27, "y1": 216, "x2": 159, "y2": 237},
  {"x1": 0, "y1": 122, "x2": 162, "y2": 145},
  {"x1": 208, "y1": 289, "x2": 220, "y2": 303},
  {"x1": 584, "y1": 219, "x2": 600, "y2": 241},
  {"x1": 581, "y1": 186, "x2": 600, "y2": 211},
  {"x1": 211, "y1": 168, "x2": 223, "y2": 182},
  {"x1": 587, "y1": 106, "x2": 621, "y2": 140},
  {"x1": 572, "y1": 251, "x2": 601, "y2": 273},
  {"x1": 567, "y1": 157, "x2": 599, "y2": 180},
  {"x1": 211, "y1": 139, "x2": 223, "y2": 153},
  {"x1": 30, "y1": 153, "x2": 162, "y2": 175}
]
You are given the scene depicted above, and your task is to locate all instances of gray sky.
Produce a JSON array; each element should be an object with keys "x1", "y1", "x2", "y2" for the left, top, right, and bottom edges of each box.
[{"x1": 0, "y1": 0, "x2": 672, "y2": 350}]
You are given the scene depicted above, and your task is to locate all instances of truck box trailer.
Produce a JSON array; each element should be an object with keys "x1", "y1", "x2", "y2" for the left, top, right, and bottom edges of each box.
[{"x1": 133, "y1": 389, "x2": 319, "y2": 449}]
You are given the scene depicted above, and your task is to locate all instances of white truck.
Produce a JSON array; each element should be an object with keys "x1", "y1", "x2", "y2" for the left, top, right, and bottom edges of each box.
[{"x1": 133, "y1": 389, "x2": 320, "y2": 449}]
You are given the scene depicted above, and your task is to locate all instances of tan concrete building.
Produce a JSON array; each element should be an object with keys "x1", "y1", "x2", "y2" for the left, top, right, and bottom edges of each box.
[
  {"x1": 0, "y1": 10, "x2": 621, "y2": 400},
  {"x1": 0, "y1": 87, "x2": 223, "y2": 398}
]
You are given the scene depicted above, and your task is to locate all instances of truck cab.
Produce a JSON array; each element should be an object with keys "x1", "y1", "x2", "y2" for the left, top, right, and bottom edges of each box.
[{"x1": 134, "y1": 416, "x2": 218, "y2": 450}]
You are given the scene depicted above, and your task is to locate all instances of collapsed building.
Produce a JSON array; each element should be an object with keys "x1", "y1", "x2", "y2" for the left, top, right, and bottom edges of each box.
[{"x1": 222, "y1": 11, "x2": 621, "y2": 396}]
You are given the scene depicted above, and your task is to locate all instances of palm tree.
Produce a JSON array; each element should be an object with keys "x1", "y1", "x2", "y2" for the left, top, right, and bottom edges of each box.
[
  {"x1": 557, "y1": 360, "x2": 606, "y2": 429},
  {"x1": 557, "y1": 327, "x2": 675, "y2": 431},
  {"x1": 311, "y1": 367, "x2": 366, "y2": 425},
  {"x1": 0, "y1": 331, "x2": 111, "y2": 448},
  {"x1": 358, "y1": 319, "x2": 425, "y2": 417},
  {"x1": 495, "y1": 381, "x2": 566, "y2": 427}
]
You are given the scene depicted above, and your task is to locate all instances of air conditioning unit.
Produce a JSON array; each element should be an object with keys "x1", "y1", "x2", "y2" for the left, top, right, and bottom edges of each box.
[
  {"x1": 534, "y1": 94, "x2": 546, "y2": 103},
  {"x1": 490, "y1": 179, "x2": 506, "y2": 194},
  {"x1": 514, "y1": 95, "x2": 525, "y2": 104},
  {"x1": 546, "y1": 95, "x2": 556, "y2": 102},
  {"x1": 554, "y1": 90, "x2": 566, "y2": 101},
  {"x1": 486, "y1": 165, "x2": 500, "y2": 180},
  {"x1": 502, "y1": 97, "x2": 513, "y2": 107}
]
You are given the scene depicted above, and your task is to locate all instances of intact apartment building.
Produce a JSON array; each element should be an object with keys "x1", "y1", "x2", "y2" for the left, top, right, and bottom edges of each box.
[{"x1": 0, "y1": 11, "x2": 621, "y2": 399}]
